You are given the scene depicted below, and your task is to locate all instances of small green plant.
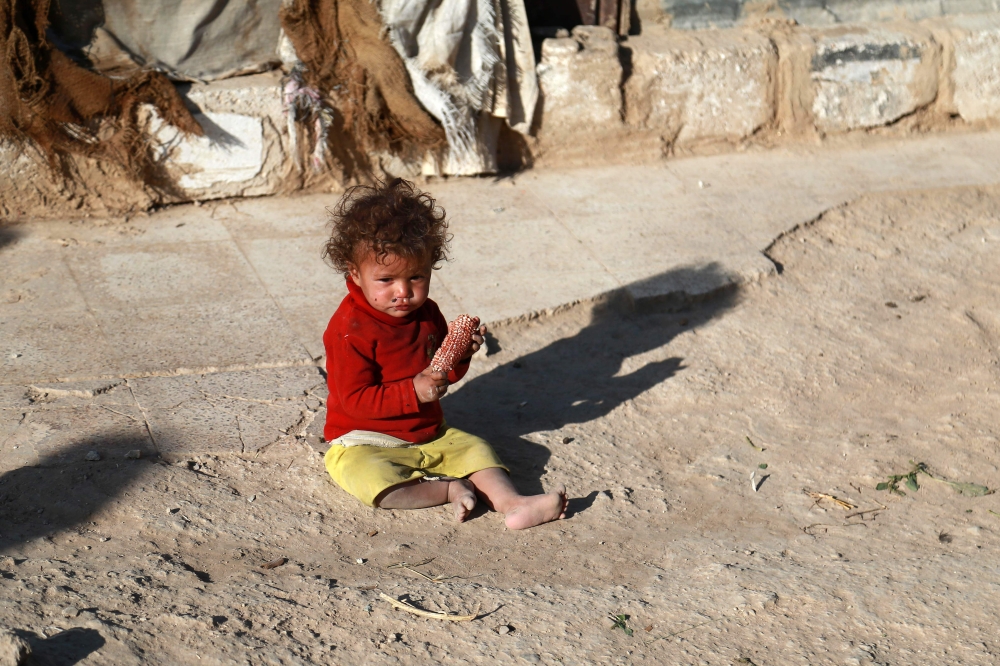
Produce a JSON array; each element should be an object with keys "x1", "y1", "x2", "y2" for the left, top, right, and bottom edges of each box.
[
  {"x1": 609, "y1": 613, "x2": 633, "y2": 636},
  {"x1": 758, "y1": 463, "x2": 768, "y2": 469},
  {"x1": 876, "y1": 461, "x2": 992, "y2": 497},
  {"x1": 876, "y1": 469, "x2": 919, "y2": 495}
]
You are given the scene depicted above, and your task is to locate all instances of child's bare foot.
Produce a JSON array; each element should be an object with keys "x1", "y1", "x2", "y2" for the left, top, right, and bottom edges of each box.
[
  {"x1": 448, "y1": 479, "x2": 478, "y2": 522},
  {"x1": 503, "y1": 485, "x2": 568, "y2": 530}
]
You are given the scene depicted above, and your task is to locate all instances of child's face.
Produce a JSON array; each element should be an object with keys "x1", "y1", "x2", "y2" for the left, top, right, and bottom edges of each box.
[{"x1": 348, "y1": 252, "x2": 433, "y2": 318}]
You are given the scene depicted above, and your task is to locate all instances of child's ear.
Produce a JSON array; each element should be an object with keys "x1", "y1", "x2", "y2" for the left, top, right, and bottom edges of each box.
[{"x1": 347, "y1": 263, "x2": 361, "y2": 283}]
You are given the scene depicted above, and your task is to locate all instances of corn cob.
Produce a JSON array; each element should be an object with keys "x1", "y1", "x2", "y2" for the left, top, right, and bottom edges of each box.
[{"x1": 430, "y1": 314, "x2": 480, "y2": 373}]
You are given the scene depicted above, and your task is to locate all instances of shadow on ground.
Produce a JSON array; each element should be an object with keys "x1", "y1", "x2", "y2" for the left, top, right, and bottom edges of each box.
[
  {"x1": 0, "y1": 436, "x2": 157, "y2": 553},
  {"x1": 444, "y1": 264, "x2": 738, "y2": 497},
  {"x1": 0, "y1": 224, "x2": 23, "y2": 251},
  {"x1": 12, "y1": 627, "x2": 105, "y2": 666}
]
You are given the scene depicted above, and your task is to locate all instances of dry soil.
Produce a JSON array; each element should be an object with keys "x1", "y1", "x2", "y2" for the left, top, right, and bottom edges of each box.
[{"x1": 2, "y1": 185, "x2": 1000, "y2": 665}]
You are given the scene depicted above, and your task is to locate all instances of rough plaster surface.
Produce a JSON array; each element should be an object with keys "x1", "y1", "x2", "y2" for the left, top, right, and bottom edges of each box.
[
  {"x1": 625, "y1": 28, "x2": 777, "y2": 144},
  {"x1": 810, "y1": 24, "x2": 939, "y2": 131},
  {"x1": 536, "y1": 27, "x2": 624, "y2": 136}
]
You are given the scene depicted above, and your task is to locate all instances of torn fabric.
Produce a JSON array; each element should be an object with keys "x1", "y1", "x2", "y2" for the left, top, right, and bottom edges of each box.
[
  {"x1": 280, "y1": 0, "x2": 445, "y2": 176},
  {"x1": 1, "y1": 0, "x2": 202, "y2": 180},
  {"x1": 379, "y1": 0, "x2": 537, "y2": 175}
]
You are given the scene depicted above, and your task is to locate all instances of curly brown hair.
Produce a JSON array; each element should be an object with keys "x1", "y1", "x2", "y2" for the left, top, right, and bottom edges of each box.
[{"x1": 322, "y1": 178, "x2": 450, "y2": 273}]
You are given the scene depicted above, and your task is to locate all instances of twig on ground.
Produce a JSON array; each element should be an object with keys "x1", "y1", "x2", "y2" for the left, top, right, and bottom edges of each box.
[
  {"x1": 803, "y1": 522, "x2": 867, "y2": 535},
  {"x1": 386, "y1": 558, "x2": 453, "y2": 583},
  {"x1": 380, "y1": 593, "x2": 478, "y2": 621},
  {"x1": 805, "y1": 490, "x2": 856, "y2": 510},
  {"x1": 844, "y1": 500, "x2": 887, "y2": 520},
  {"x1": 387, "y1": 558, "x2": 435, "y2": 569},
  {"x1": 98, "y1": 405, "x2": 141, "y2": 422}
]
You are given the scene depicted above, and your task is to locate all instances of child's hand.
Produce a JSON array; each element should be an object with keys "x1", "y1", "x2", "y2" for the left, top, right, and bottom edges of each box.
[
  {"x1": 414, "y1": 368, "x2": 449, "y2": 403},
  {"x1": 462, "y1": 324, "x2": 488, "y2": 361}
]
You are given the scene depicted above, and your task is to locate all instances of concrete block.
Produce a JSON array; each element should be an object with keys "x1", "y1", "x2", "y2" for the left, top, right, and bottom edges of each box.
[
  {"x1": 625, "y1": 28, "x2": 777, "y2": 144},
  {"x1": 150, "y1": 72, "x2": 293, "y2": 201},
  {"x1": 824, "y1": 0, "x2": 943, "y2": 24},
  {"x1": 929, "y1": 14, "x2": 1000, "y2": 122},
  {"x1": 131, "y1": 367, "x2": 325, "y2": 456},
  {"x1": 771, "y1": 0, "x2": 839, "y2": 28},
  {"x1": 810, "y1": 24, "x2": 939, "y2": 131},
  {"x1": 536, "y1": 26, "x2": 624, "y2": 136},
  {"x1": 661, "y1": 0, "x2": 740, "y2": 30}
]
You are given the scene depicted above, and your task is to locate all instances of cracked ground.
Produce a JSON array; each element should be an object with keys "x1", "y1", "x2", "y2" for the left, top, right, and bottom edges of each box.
[{"x1": 2, "y1": 185, "x2": 1000, "y2": 665}]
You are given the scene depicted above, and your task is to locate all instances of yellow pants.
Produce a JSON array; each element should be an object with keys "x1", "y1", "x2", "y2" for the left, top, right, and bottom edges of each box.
[{"x1": 324, "y1": 425, "x2": 508, "y2": 507}]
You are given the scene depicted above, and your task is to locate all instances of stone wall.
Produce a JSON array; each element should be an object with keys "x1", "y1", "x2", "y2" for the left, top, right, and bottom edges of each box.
[{"x1": 534, "y1": 13, "x2": 1000, "y2": 157}]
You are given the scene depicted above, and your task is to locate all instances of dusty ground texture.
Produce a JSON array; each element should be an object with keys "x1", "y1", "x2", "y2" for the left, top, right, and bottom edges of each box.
[{"x1": 2, "y1": 184, "x2": 1000, "y2": 665}]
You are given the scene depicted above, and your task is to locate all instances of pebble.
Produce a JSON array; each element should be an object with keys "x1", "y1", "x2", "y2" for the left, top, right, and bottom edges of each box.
[
  {"x1": 497, "y1": 625, "x2": 510, "y2": 635},
  {"x1": 355, "y1": 558, "x2": 366, "y2": 565},
  {"x1": 248, "y1": 495, "x2": 256, "y2": 503},
  {"x1": 100, "y1": 537, "x2": 110, "y2": 542},
  {"x1": 124, "y1": 450, "x2": 141, "y2": 459},
  {"x1": 61, "y1": 606, "x2": 79, "y2": 617},
  {"x1": 84, "y1": 451, "x2": 101, "y2": 462}
]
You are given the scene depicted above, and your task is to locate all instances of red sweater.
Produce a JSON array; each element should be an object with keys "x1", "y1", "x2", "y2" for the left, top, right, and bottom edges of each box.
[{"x1": 323, "y1": 279, "x2": 470, "y2": 443}]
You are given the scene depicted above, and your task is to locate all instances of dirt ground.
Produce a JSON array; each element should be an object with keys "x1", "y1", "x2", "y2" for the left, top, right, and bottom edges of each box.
[{"x1": 2, "y1": 184, "x2": 1000, "y2": 665}]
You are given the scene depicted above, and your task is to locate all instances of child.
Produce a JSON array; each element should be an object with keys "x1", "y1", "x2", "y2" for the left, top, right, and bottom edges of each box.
[{"x1": 321, "y1": 178, "x2": 567, "y2": 530}]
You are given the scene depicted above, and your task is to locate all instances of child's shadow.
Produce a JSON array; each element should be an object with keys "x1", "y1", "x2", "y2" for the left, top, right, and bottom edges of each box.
[{"x1": 443, "y1": 264, "x2": 737, "y2": 501}]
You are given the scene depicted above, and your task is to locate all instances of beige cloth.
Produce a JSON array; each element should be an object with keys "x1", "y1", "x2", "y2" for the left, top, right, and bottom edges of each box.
[
  {"x1": 379, "y1": 0, "x2": 538, "y2": 175},
  {"x1": 330, "y1": 430, "x2": 416, "y2": 449},
  {"x1": 50, "y1": 0, "x2": 284, "y2": 81}
]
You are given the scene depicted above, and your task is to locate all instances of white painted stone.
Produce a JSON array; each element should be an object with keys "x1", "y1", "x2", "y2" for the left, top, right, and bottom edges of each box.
[
  {"x1": 149, "y1": 71, "x2": 293, "y2": 200},
  {"x1": 810, "y1": 25, "x2": 939, "y2": 131},
  {"x1": 536, "y1": 26, "x2": 623, "y2": 135},
  {"x1": 154, "y1": 112, "x2": 265, "y2": 190},
  {"x1": 624, "y1": 28, "x2": 777, "y2": 144}
]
